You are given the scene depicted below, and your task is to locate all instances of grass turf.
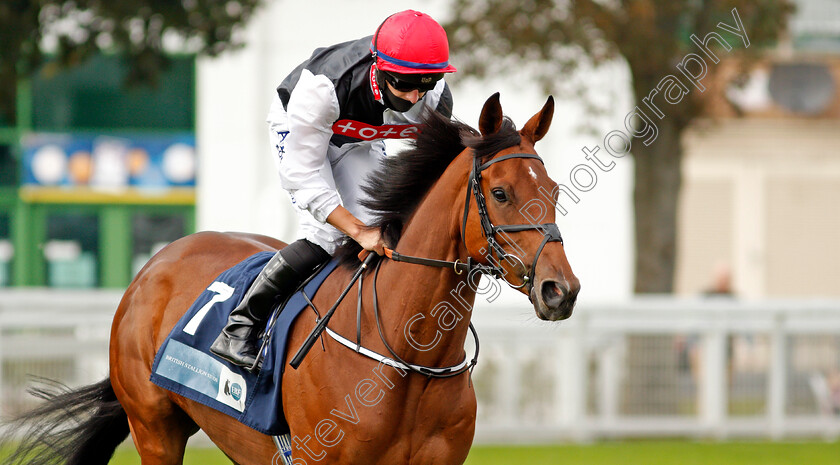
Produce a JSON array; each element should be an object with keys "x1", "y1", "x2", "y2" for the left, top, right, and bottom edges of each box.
[{"x1": 108, "y1": 440, "x2": 840, "y2": 464}]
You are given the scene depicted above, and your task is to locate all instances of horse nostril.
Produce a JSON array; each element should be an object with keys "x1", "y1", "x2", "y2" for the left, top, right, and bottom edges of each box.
[{"x1": 540, "y1": 280, "x2": 566, "y2": 308}]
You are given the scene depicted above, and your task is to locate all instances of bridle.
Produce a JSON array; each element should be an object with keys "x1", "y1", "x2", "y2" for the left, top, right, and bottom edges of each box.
[
  {"x1": 295, "y1": 151, "x2": 566, "y2": 378},
  {"x1": 386, "y1": 151, "x2": 564, "y2": 294},
  {"x1": 464, "y1": 152, "x2": 563, "y2": 290},
  {"x1": 359, "y1": 150, "x2": 565, "y2": 378}
]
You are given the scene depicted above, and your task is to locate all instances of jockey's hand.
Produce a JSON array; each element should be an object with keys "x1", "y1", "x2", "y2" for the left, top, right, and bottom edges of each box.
[
  {"x1": 353, "y1": 226, "x2": 386, "y2": 256},
  {"x1": 326, "y1": 206, "x2": 386, "y2": 255}
]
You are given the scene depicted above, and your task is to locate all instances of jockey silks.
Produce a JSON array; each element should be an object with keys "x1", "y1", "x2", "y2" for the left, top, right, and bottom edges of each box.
[
  {"x1": 276, "y1": 36, "x2": 452, "y2": 147},
  {"x1": 268, "y1": 36, "x2": 452, "y2": 254}
]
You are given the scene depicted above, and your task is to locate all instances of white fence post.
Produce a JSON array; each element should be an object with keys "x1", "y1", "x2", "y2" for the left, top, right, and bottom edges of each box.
[
  {"x1": 496, "y1": 342, "x2": 520, "y2": 427},
  {"x1": 768, "y1": 311, "x2": 787, "y2": 439},
  {"x1": 597, "y1": 333, "x2": 621, "y2": 429},
  {"x1": 557, "y1": 315, "x2": 587, "y2": 440},
  {"x1": 699, "y1": 317, "x2": 727, "y2": 438}
]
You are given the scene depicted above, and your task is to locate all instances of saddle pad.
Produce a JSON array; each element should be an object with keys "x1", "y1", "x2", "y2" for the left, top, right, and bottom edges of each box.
[{"x1": 150, "y1": 251, "x2": 339, "y2": 435}]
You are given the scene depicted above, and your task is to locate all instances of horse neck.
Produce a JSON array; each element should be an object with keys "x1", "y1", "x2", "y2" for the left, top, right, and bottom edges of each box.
[{"x1": 370, "y1": 152, "x2": 478, "y2": 367}]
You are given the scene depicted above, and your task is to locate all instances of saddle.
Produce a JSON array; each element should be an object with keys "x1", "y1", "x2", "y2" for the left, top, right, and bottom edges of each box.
[{"x1": 150, "y1": 251, "x2": 339, "y2": 435}]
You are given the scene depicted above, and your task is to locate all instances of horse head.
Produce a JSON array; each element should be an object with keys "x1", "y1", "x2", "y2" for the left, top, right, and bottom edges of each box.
[{"x1": 462, "y1": 93, "x2": 580, "y2": 321}]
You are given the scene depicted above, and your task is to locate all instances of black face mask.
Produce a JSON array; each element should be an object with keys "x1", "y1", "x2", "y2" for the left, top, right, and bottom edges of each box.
[
  {"x1": 383, "y1": 86, "x2": 416, "y2": 112},
  {"x1": 377, "y1": 70, "x2": 419, "y2": 112}
]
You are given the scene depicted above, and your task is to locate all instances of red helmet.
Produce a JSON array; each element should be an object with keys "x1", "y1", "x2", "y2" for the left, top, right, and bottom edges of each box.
[{"x1": 371, "y1": 10, "x2": 457, "y2": 75}]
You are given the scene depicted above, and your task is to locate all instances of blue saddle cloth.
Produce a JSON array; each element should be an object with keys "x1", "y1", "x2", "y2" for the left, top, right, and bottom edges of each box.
[{"x1": 150, "y1": 251, "x2": 339, "y2": 435}]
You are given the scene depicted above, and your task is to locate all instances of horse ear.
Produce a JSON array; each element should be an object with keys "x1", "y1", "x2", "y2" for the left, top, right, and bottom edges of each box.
[
  {"x1": 478, "y1": 92, "x2": 503, "y2": 136},
  {"x1": 521, "y1": 95, "x2": 554, "y2": 144}
]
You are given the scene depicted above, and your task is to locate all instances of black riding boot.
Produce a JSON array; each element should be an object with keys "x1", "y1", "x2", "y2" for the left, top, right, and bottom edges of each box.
[{"x1": 210, "y1": 239, "x2": 330, "y2": 371}]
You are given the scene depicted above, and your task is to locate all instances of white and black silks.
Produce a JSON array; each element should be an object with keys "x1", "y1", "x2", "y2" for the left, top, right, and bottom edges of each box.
[{"x1": 267, "y1": 36, "x2": 453, "y2": 254}]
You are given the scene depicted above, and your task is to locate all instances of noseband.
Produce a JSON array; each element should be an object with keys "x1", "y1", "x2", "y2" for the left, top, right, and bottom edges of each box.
[{"x1": 387, "y1": 151, "x2": 563, "y2": 294}]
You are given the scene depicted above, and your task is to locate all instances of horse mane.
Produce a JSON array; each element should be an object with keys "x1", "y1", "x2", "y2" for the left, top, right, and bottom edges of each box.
[{"x1": 334, "y1": 109, "x2": 521, "y2": 268}]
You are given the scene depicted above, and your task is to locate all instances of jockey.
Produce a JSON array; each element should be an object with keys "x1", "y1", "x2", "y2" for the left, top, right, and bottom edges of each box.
[{"x1": 211, "y1": 10, "x2": 457, "y2": 370}]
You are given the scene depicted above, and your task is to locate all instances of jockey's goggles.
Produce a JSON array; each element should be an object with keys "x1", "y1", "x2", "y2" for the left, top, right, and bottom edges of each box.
[{"x1": 382, "y1": 71, "x2": 443, "y2": 92}]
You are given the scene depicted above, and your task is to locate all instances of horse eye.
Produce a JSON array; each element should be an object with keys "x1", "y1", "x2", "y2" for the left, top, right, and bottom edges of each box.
[{"x1": 491, "y1": 188, "x2": 508, "y2": 203}]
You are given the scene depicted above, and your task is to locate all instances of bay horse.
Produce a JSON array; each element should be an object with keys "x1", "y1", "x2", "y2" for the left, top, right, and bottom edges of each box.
[{"x1": 2, "y1": 93, "x2": 579, "y2": 465}]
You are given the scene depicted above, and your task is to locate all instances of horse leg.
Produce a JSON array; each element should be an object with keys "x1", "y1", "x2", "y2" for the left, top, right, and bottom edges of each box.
[
  {"x1": 126, "y1": 407, "x2": 197, "y2": 465},
  {"x1": 171, "y1": 397, "x2": 278, "y2": 465},
  {"x1": 127, "y1": 417, "x2": 193, "y2": 465},
  {"x1": 114, "y1": 372, "x2": 198, "y2": 465},
  {"x1": 111, "y1": 337, "x2": 198, "y2": 465}
]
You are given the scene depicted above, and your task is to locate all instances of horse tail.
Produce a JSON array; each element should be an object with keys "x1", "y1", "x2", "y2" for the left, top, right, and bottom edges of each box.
[{"x1": 1, "y1": 377, "x2": 130, "y2": 465}]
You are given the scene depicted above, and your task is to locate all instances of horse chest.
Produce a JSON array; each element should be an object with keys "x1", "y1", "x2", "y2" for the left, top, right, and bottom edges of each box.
[
  {"x1": 285, "y1": 362, "x2": 476, "y2": 465},
  {"x1": 338, "y1": 385, "x2": 477, "y2": 465}
]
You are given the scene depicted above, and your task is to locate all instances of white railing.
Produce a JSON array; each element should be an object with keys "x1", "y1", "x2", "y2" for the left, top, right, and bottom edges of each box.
[
  {"x1": 470, "y1": 296, "x2": 840, "y2": 442},
  {"x1": 0, "y1": 290, "x2": 118, "y2": 418},
  {"x1": 1, "y1": 290, "x2": 839, "y2": 443}
]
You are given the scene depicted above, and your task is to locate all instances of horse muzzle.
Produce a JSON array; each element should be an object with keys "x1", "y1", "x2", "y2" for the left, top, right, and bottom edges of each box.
[{"x1": 530, "y1": 276, "x2": 579, "y2": 321}]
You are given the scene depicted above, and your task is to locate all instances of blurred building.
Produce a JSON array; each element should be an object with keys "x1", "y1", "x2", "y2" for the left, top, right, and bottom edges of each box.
[
  {"x1": 676, "y1": 0, "x2": 840, "y2": 298},
  {"x1": 0, "y1": 55, "x2": 197, "y2": 288}
]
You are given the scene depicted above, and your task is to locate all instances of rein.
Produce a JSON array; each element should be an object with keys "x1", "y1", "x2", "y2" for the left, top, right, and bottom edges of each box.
[
  {"x1": 324, "y1": 259, "x2": 480, "y2": 378},
  {"x1": 369, "y1": 260, "x2": 479, "y2": 377}
]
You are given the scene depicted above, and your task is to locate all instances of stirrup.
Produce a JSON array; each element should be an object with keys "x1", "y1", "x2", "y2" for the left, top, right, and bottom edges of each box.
[
  {"x1": 242, "y1": 252, "x2": 332, "y2": 372},
  {"x1": 246, "y1": 333, "x2": 270, "y2": 372},
  {"x1": 273, "y1": 434, "x2": 294, "y2": 465},
  {"x1": 247, "y1": 287, "x2": 298, "y2": 372}
]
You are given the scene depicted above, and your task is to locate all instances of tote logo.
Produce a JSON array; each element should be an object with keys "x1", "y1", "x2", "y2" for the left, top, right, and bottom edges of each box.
[{"x1": 332, "y1": 119, "x2": 418, "y2": 141}]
